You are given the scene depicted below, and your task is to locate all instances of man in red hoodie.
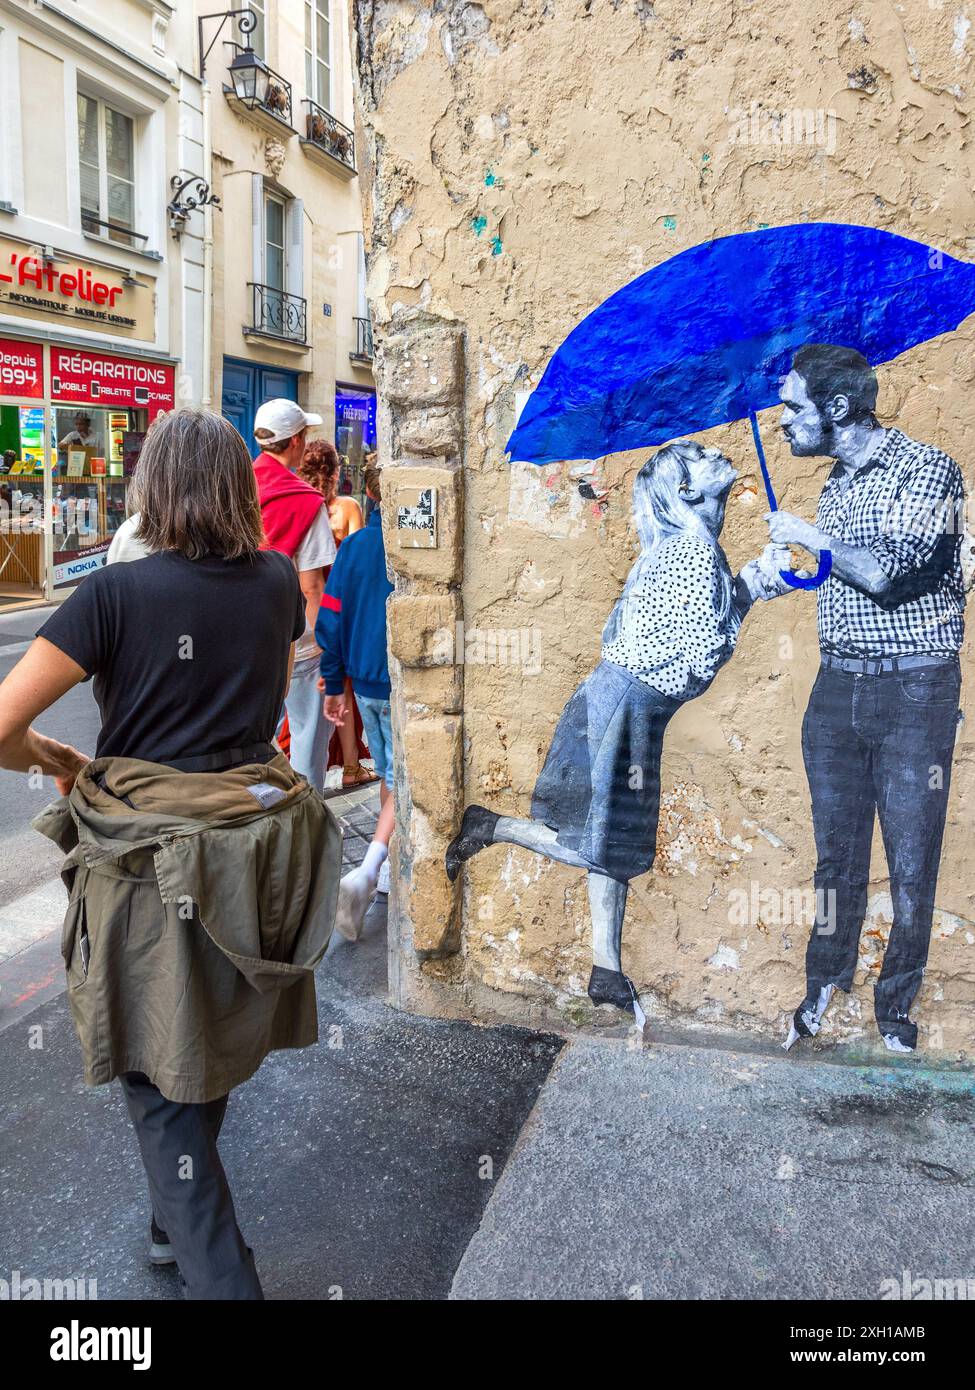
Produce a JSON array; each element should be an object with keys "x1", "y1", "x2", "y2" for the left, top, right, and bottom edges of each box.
[{"x1": 252, "y1": 398, "x2": 335, "y2": 792}]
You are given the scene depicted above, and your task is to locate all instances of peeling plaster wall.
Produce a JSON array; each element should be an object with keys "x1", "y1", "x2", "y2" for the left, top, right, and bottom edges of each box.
[{"x1": 353, "y1": 0, "x2": 975, "y2": 1058}]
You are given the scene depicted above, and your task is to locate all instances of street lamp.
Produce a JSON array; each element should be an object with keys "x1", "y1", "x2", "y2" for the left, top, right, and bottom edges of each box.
[
  {"x1": 197, "y1": 7, "x2": 260, "y2": 80},
  {"x1": 227, "y1": 46, "x2": 271, "y2": 108}
]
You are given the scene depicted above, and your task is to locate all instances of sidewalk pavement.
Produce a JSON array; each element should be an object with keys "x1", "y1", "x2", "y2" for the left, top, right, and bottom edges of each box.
[
  {"x1": 3, "y1": 783, "x2": 974, "y2": 1300},
  {"x1": 452, "y1": 1036, "x2": 975, "y2": 1300}
]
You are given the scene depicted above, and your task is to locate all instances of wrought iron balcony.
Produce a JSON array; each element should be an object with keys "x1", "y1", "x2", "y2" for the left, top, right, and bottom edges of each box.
[
  {"x1": 223, "y1": 45, "x2": 294, "y2": 132},
  {"x1": 352, "y1": 316, "x2": 374, "y2": 362},
  {"x1": 248, "y1": 283, "x2": 307, "y2": 345},
  {"x1": 300, "y1": 100, "x2": 356, "y2": 176}
]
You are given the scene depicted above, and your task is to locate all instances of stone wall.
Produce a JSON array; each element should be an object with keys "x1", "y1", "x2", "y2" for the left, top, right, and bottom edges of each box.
[{"x1": 353, "y1": 0, "x2": 975, "y2": 1057}]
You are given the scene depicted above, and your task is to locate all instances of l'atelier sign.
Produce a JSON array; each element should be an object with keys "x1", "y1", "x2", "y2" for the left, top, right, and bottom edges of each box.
[{"x1": 0, "y1": 237, "x2": 155, "y2": 339}]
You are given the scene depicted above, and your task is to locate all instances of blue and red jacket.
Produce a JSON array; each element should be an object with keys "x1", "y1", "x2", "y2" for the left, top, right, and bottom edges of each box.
[{"x1": 316, "y1": 509, "x2": 393, "y2": 699}]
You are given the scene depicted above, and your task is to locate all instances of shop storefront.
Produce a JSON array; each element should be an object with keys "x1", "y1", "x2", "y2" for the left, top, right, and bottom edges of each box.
[
  {"x1": 0, "y1": 337, "x2": 175, "y2": 600},
  {"x1": 335, "y1": 385, "x2": 377, "y2": 501}
]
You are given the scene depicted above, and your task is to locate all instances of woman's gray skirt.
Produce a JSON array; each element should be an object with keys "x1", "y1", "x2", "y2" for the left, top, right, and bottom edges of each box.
[{"x1": 530, "y1": 660, "x2": 681, "y2": 883}]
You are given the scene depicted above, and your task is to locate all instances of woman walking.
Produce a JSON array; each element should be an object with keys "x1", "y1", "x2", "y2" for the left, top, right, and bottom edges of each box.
[
  {"x1": 0, "y1": 409, "x2": 342, "y2": 1298},
  {"x1": 446, "y1": 440, "x2": 787, "y2": 1026}
]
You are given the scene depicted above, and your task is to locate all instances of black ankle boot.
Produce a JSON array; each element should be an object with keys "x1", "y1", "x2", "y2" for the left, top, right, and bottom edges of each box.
[
  {"x1": 587, "y1": 965, "x2": 639, "y2": 1013},
  {"x1": 445, "y1": 804, "x2": 500, "y2": 882}
]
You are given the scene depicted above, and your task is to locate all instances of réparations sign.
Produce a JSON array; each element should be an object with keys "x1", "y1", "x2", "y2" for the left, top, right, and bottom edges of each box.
[{"x1": 51, "y1": 348, "x2": 176, "y2": 419}]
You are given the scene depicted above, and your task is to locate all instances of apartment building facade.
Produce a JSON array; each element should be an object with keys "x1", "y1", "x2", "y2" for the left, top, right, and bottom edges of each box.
[
  {"x1": 0, "y1": 0, "x2": 203, "y2": 599},
  {"x1": 0, "y1": 0, "x2": 372, "y2": 604},
  {"x1": 205, "y1": 0, "x2": 375, "y2": 482}
]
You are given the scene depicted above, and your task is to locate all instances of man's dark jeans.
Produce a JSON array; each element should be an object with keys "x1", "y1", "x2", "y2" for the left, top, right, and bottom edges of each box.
[{"x1": 800, "y1": 660, "x2": 960, "y2": 1048}]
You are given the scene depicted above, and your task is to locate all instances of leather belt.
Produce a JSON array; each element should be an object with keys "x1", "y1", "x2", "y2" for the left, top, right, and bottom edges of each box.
[
  {"x1": 162, "y1": 742, "x2": 276, "y2": 773},
  {"x1": 820, "y1": 653, "x2": 958, "y2": 676}
]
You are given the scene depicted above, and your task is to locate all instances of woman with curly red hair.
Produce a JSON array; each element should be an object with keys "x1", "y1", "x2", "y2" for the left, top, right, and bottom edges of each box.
[{"x1": 300, "y1": 439, "x2": 364, "y2": 547}]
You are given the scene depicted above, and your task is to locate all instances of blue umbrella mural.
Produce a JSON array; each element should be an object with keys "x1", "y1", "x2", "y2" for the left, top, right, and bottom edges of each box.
[{"x1": 506, "y1": 222, "x2": 975, "y2": 589}]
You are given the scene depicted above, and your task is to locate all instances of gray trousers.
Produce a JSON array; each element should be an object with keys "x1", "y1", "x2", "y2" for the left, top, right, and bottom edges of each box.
[{"x1": 119, "y1": 1071, "x2": 264, "y2": 1300}]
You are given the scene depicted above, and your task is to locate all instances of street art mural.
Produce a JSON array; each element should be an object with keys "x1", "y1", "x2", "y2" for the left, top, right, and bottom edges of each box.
[
  {"x1": 446, "y1": 223, "x2": 969, "y2": 1053},
  {"x1": 447, "y1": 441, "x2": 788, "y2": 1029}
]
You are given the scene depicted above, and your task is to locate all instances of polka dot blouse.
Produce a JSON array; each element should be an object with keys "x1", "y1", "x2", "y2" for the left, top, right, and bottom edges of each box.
[{"x1": 601, "y1": 532, "x2": 744, "y2": 699}]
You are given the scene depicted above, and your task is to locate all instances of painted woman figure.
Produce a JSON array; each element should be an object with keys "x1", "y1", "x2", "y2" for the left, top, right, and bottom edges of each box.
[{"x1": 446, "y1": 439, "x2": 788, "y2": 1025}]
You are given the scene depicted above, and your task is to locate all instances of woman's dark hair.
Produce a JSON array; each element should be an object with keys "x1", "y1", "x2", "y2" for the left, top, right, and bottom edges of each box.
[
  {"x1": 299, "y1": 438, "x2": 341, "y2": 497},
  {"x1": 792, "y1": 344, "x2": 879, "y2": 424},
  {"x1": 133, "y1": 409, "x2": 264, "y2": 560}
]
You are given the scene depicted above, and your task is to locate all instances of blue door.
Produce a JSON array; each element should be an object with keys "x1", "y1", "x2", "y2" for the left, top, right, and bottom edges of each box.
[{"x1": 221, "y1": 357, "x2": 300, "y2": 456}]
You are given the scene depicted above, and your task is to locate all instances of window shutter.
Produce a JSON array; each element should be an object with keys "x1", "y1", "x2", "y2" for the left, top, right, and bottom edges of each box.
[
  {"x1": 355, "y1": 231, "x2": 368, "y2": 319},
  {"x1": 251, "y1": 174, "x2": 264, "y2": 284},
  {"x1": 287, "y1": 197, "x2": 304, "y2": 300}
]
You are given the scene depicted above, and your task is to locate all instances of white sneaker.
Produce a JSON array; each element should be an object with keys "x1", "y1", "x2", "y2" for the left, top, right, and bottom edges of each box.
[
  {"x1": 376, "y1": 858, "x2": 391, "y2": 895},
  {"x1": 333, "y1": 868, "x2": 375, "y2": 943},
  {"x1": 783, "y1": 983, "x2": 836, "y2": 1050},
  {"x1": 883, "y1": 1033, "x2": 914, "y2": 1054}
]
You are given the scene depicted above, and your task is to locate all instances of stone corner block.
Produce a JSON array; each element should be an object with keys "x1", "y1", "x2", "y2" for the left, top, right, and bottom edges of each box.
[
  {"x1": 380, "y1": 322, "x2": 464, "y2": 408},
  {"x1": 401, "y1": 662, "x2": 464, "y2": 715},
  {"x1": 404, "y1": 714, "x2": 462, "y2": 834},
  {"x1": 408, "y1": 853, "x2": 462, "y2": 956},
  {"x1": 396, "y1": 404, "x2": 463, "y2": 457},
  {"x1": 381, "y1": 462, "x2": 462, "y2": 586},
  {"x1": 388, "y1": 592, "x2": 460, "y2": 668}
]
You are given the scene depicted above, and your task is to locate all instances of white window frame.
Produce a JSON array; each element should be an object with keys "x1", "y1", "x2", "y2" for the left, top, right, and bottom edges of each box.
[
  {"x1": 251, "y1": 176, "x2": 305, "y2": 341},
  {"x1": 245, "y1": 0, "x2": 267, "y2": 61},
  {"x1": 264, "y1": 190, "x2": 287, "y2": 291},
  {"x1": 304, "y1": 0, "x2": 331, "y2": 111},
  {"x1": 77, "y1": 89, "x2": 137, "y2": 243},
  {"x1": 355, "y1": 231, "x2": 368, "y2": 320}
]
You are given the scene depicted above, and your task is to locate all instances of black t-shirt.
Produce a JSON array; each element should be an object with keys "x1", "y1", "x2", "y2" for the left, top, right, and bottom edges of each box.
[{"x1": 38, "y1": 550, "x2": 305, "y2": 762}]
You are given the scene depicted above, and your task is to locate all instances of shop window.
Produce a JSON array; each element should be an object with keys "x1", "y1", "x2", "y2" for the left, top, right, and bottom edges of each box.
[
  {"x1": 0, "y1": 405, "x2": 46, "y2": 595},
  {"x1": 77, "y1": 93, "x2": 138, "y2": 248},
  {"x1": 335, "y1": 386, "x2": 376, "y2": 508},
  {"x1": 51, "y1": 405, "x2": 147, "y2": 585},
  {"x1": 304, "y1": 0, "x2": 331, "y2": 110}
]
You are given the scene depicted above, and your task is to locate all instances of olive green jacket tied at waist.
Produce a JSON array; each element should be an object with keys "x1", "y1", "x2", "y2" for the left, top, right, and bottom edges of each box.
[{"x1": 32, "y1": 753, "x2": 342, "y2": 1103}]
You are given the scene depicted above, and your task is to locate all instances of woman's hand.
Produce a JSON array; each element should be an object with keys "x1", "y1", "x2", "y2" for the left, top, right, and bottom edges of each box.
[
  {"x1": 0, "y1": 638, "x2": 88, "y2": 789},
  {"x1": 50, "y1": 744, "x2": 91, "y2": 796},
  {"x1": 739, "y1": 545, "x2": 793, "y2": 601}
]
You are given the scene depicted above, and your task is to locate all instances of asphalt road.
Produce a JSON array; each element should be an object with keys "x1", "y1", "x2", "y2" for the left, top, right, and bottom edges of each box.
[
  {"x1": 0, "y1": 605, "x2": 102, "y2": 908},
  {"x1": 0, "y1": 805, "x2": 564, "y2": 1300}
]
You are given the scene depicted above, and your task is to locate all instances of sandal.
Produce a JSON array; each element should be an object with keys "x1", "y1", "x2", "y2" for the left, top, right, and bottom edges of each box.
[{"x1": 343, "y1": 762, "x2": 379, "y2": 788}]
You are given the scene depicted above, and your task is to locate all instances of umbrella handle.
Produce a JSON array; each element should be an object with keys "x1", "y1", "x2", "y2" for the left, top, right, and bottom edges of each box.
[
  {"x1": 779, "y1": 550, "x2": 833, "y2": 590},
  {"x1": 748, "y1": 409, "x2": 833, "y2": 591}
]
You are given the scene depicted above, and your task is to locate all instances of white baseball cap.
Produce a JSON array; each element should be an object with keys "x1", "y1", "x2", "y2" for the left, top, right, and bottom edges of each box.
[{"x1": 253, "y1": 398, "x2": 324, "y2": 446}]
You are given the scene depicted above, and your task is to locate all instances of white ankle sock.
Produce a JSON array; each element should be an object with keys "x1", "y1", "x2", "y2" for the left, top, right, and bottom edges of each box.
[{"x1": 361, "y1": 841, "x2": 389, "y2": 883}]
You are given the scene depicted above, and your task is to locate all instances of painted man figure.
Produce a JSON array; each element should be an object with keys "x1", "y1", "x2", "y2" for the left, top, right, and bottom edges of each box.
[{"x1": 768, "y1": 344, "x2": 965, "y2": 1053}]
